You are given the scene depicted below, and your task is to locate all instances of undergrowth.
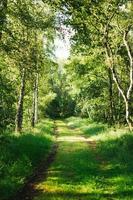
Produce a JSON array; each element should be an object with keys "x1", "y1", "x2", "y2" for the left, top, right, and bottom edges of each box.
[
  {"x1": 66, "y1": 117, "x2": 133, "y2": 199},
  {"x1": 0, "y1": 119, "x2": 54, "y2": 200},
  {"x1": 1, "y1": 117, "x2": 133, "y2": 200}
]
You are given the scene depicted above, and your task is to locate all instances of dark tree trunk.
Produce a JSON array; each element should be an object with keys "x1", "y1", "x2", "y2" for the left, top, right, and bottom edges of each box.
[
  {"x1": 15, "y1": 68, "x2": 26, "y2": 132},
  {"x1": 31, "y1": 73, "x2": 39, "y2": 127},
  {"x1": 108, "y1": 68, "x2": 114, "y2": 124},
  {"x1": 34, "y1": 73, "x2": 39, "y2": 123},
  {"x1": 31, "y1": 32, "x2": 39, "y2": 127},
  {"x1": 117, "y1": 91, "x2": 121, "y2": 125},
  {"x1": 0, "y1": 0, "x2": 8, "y2": 40}
]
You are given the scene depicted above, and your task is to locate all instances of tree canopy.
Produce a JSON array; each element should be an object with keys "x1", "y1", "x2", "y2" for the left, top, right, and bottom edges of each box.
[{"x1": 0, "y1": 0, "x2": 133, "y2": 132}]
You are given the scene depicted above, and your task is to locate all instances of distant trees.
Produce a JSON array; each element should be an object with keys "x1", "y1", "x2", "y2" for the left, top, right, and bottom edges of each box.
[{"x1": 45, "y1": 60, "x2": 76, "y2": 118}]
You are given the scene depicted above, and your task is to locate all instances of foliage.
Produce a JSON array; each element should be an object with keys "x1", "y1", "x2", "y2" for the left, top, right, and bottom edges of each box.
[
  {"x1": 0, "y1": 57, "x2": 16, "y2": 130},
  {"x1": 57, "y1": 0, "x2": 133, "y2": 127},
  {"x1": 0, "y1": 1, "x2": 133, "y2": 198},
  {"x1": 0, "y1": 119, "x2": 54, "y2": 200},
  {"x1": 45, "y1": 64, "x2": 76, "y2": 119},
  {"x1": 0, "y1": 0, "x2": 56, "y2": 131}
]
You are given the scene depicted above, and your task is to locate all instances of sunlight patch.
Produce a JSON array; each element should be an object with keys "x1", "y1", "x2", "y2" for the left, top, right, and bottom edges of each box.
[{"x1": 57, "y1": 136, "x2": 94, "y2": 142}]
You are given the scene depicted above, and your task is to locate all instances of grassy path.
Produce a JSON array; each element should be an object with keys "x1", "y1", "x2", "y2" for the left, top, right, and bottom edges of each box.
[
  {"x1": 13, "y1": 118, "x2": 133, "y2": 200},
  {"x1": 32, "y1": 120, "x2": 111, "y2": 200},
  {"x1": 1, "y1": 117, "x2": 133, "y2": 200}
]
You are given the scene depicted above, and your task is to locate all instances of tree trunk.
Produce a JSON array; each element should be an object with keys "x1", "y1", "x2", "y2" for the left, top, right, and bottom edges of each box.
[
  {"x1": 0, "y1": 0, "x2": 8, "y2": 41},
  {"x1": 108, "y1": 68, "x2": 114, "y2": 124},
  {"x1": 15, "y1": 68, "x2": 26, "y2": 132},
  {"x1": 111, "y1": 68, "x2": 133, "y2": 131},
  {"x1": 125, "y1": 99, "x2": 132, "y2": 131},
  {"x1": 117, "y1": 91, "x2": 121, "y2": 125},
  {"x1": 104, "y1": 31, "x2": 133, "y2": 130},
  {"x1": 35, "y1": 73, "x2": 39, "y2": 123},
  {"x1": 31, "y1": 73, "x2": 39, "y2": 127}
]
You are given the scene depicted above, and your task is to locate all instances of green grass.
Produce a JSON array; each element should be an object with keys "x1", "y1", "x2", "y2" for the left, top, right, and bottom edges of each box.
[
  {"x1": 33, "y1": 118, "x2": 133, "y2": 200},
  {"x1": 34, "y1": 122, "x2": 101, "y2": 200},
  {"x1": 1, "y1": 117, "x2": 133, "y2": 200},
  {"x1": 96, "y1": 134, "x2": 133, "y2": 199},
  {"x1": 0, "y1": 119, "x2": 55, "y2": 200}
]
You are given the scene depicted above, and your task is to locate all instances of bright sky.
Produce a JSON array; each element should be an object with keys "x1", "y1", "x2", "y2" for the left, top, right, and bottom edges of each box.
[
  {"x1": 54, "y1": 36, "x2": 70, "y2": 61},
  {"x1": 54, "y1": 25, "x2": 74, "y2": 61}
]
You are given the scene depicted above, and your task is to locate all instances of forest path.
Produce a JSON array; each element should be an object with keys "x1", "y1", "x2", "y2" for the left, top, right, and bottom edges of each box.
[
  {"x1": 13, "y1": 119, "x2": 111, "y2": 200},
  {"x1": 31, "y1": 120, "x2": 110, "y2": 200}
]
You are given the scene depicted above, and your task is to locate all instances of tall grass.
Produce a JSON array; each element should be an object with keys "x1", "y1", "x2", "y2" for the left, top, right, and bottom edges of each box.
[{"x1": 0, "y1": 119, "x2": 54, "y2": 200}]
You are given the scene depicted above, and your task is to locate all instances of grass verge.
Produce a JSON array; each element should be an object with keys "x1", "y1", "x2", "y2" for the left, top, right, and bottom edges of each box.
[
  {"x1": 66, "y1": 117, "x2": 133, "y2": 199},
  {"x1": 0, "y1": 119, "x2": 55, "y2": 200}
]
